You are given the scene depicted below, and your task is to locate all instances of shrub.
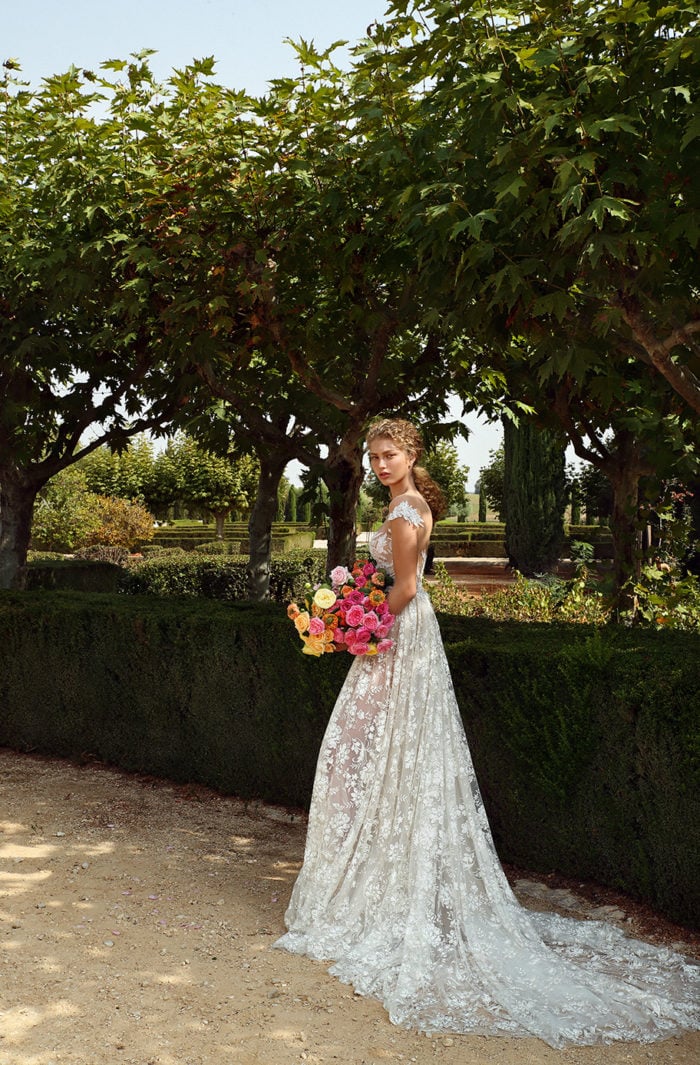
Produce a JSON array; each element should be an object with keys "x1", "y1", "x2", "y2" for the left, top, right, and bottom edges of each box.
[
  {"x1": 0, "y1": 593, "x2": 696, "y2": 926},
  {"x1": 139, "y1": 544, "x2": 188, "y2": 558},
  {"x1": 87, "y1": 496, "x2": 155, "y2": 551},
  {"x1": 120, "y1": 549, "x2": 328, "y2": 602},
  {"x1": 31, "y1": 468, "x2": 103, "y2": 552},
  {"x1": 25, "y1": 561, "x2": 123, "y2": 593},
  {"x1": 427, "y1": 564, "x2": 610, "y2": 625},
  {"x1": 192, "y1": 540, "x2": 242, "y2": 555},
  {"x1": 73, "y1": 544, "x2": 130, "y2": 566},
  {"x1": 624, "y1": 564, "x2": 700, "y2": 631}
]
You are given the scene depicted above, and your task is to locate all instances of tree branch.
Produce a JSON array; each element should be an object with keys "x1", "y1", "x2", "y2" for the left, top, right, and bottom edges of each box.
[{"x1": 616, "y1": 297, "x2": 700, "y2": 415}]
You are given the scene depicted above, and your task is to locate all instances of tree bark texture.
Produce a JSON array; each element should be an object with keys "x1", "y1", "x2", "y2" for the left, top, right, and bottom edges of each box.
[
  {"x1": 246, "y1": 451, "x2": 288, "y2": 601},
  {"x1": 323, "y1": 443, "x2": 364, "y2": 572},
  {"x1": 0, "y1": 468, "x2": 40, "y2": 590}
]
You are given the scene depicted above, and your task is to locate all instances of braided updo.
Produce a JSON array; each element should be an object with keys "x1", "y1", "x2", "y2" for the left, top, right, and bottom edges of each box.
[{"x1": 366, "y1": 418, "x2": 446, "y2": 519}]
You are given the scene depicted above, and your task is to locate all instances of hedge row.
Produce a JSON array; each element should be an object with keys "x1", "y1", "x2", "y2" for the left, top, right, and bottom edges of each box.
[
  {"x1": 0, "y1": 590, "x2": 697, "y2": 927},
  {"x1": 151, "y1": 525, "x2": 315, "y2": 553},
  {"x1": 121, "y1": 552, "x2": 328, "y2": 601}
]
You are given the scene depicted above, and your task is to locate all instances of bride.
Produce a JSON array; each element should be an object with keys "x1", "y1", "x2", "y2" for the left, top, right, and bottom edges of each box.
[{"x1": 274, "y1": 417, "x2": 698, "y2": 1048}]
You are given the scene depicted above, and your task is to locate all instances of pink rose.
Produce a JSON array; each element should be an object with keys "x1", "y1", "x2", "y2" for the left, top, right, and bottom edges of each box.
[
  {"x1": 362, "y1": 611, "x2": 380, "y2": 632},
  {"x1": 375, "y1": 601, "x2": 388, "y2": 616},
  {"x1": 375, "y1": 623, "x2": 392, "y2": 639},
  {"x1": 330, "y1": 565, "x2": 350, "y2": 587},
  {"x1": 363, "y1": 562, "x2": 376, "y2": 577},
  {"x1": 355, "y1": 626, "x2": 371, "y2": 642},
  {"x1": 348, "y1": 589, "x2": 364, "y2": 605},
  {"x1": 348, "y1": 642, "x2": 369, "y2": 656},
  {"x1": 308, "y1": 616, "x2": 325, "y2": 636},
  {"x1": 345, "y1": 604, "x2": 365, "y2": 628},
  {"x1": 333, "y1": 628, "x2": 346, "y2": 644},
  {"x1": 376, "y1": 639, "x2": 393, "y2": 653}
]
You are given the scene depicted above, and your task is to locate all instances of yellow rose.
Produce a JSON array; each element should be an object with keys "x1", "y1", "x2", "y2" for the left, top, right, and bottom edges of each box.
[
  {"x1": 365, "y1": 643, "x2": 378, "y2": 656},
  {"x1": 294, "y1": 611, "x2": 311, "y2": 633},
  {"x1": 313, "y1": 586, "x2": 337, "y2": 610}
]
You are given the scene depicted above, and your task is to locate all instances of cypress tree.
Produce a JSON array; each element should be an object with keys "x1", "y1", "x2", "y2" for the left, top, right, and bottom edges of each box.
[
  {"x1": 285, "y1": 485, "x2": 298, "y2": 522},
  {"x1": 503, "y1": 418, "x2": 567, "y2": 574},
  {"x1": 478, "y1": 488, "x2": 487, "y2": 523}
]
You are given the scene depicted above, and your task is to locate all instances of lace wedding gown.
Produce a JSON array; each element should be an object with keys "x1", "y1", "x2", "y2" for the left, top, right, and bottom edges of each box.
[{"x1": 274, "y1": 502, "x2": 699, "y2": 1047}]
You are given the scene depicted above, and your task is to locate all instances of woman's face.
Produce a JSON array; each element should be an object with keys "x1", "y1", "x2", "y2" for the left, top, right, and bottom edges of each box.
[{"x1": 368, "y1": 436, "x2": 414, "y2": 490}]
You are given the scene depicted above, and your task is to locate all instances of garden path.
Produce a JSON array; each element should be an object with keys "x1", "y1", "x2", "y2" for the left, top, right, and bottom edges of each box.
[{"x1": 1, "y1": 749, "x2": 697, "y2": 1065}]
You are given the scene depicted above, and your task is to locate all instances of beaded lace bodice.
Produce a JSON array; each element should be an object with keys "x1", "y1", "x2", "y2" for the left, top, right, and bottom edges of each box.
[
  {"x1": 275, "y1": 503, "x2": 699, "y2": 1046},
  {"x1": 369, "y1": 499, "x2": 427, "y2": 581}
]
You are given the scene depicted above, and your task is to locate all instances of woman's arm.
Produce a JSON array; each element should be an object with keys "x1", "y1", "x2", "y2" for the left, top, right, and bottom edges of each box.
[{"x1": 386, "y1": 515, "x2": 419, "y2": 616}]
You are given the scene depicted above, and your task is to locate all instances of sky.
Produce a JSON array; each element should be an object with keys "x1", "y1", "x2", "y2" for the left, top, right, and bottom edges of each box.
[{"x1": 6, "y1": 0, "x2": 505, "y2": 488}]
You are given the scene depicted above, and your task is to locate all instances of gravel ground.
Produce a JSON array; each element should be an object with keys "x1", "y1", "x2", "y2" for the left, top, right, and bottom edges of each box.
[{"x1": 1, "y1": 748, "x2": 697, "y2": 1065}]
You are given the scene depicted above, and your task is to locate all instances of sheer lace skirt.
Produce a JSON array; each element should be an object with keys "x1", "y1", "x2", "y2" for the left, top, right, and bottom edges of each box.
[{"x1": 274, "y1": 590, "x2": 699, "y2": 1047}]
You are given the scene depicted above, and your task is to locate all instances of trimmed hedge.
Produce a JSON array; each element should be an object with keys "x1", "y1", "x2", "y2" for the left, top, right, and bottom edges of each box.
[
  {"x1": 433, "y1": 540, "x2": 508, "y2": 558},
  {"x1": 151, "y1": 524, "x2": 315, "y2": 553},
  {"x1": 120, "y1": 551, "x2": 328, "y2": 602},
  {"x1": 0, "y1": 591, "x2": 697, "y2": 927},
  {"x1": 26, "y1": 560, "x2": 123, "y2": 593}
]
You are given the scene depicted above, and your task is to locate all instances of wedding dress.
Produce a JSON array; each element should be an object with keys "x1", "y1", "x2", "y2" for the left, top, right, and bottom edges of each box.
[{"x1": 274, "y1": 501, "x2": 699, "y2": 1047}]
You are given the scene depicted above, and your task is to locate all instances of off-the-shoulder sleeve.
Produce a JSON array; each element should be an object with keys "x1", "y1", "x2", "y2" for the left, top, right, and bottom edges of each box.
[{"x1": 387, "y1": 500, "x2": 425, "y2": 528}]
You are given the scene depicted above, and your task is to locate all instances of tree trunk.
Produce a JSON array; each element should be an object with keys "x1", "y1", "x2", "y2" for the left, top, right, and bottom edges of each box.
[
  {"x1": 0, "y1": 468, "x2": 41, "y2": 590},
  {"x1": 609, "y1": 463, "x2": 643, "y2": 615},
  {"x1": 247, "y1": 451, "x2": 288, "y2": 601},
  {"x1": 323, "y1": 443, "x2": 364, "y2": 571},
  {"x1": 214, "y1": 511, "x2": 227, "y2": 541}
]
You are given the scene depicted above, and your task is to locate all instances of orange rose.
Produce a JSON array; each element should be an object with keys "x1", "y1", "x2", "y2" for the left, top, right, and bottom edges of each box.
[
  {"x1": 368, "y1": 589, "x2": 385, "y2": 606},
  {"x1": 341, "y1": 584, "x2": 354, "y2": 598},
  {"x1": 300, "y1": 634, "x2": 326, "y2": 656},
  {"x1": 371, "y1": 573, "x2": 385, "y2": 587},
  {"x1": 294, "y1": 611, "x2": 310, "y2": 633},
  {"x1": 287, "y1": 603, "x2": 300, "y2": 620}
]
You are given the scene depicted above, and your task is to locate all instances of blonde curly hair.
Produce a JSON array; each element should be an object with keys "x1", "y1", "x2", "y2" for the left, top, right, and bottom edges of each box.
[{"x1": 366, "y1": 418, "x2": 446, "y2": 519}]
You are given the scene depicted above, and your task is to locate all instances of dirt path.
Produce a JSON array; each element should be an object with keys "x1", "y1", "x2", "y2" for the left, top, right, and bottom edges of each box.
[{"x1": 1, "y1": 749, "x2": 697, "y2": 1065}]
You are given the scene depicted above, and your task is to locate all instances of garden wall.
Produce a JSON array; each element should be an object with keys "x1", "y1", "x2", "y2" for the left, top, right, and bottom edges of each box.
[{"x1": 0, "y1": 591, "x2": 697, "y2": 927}]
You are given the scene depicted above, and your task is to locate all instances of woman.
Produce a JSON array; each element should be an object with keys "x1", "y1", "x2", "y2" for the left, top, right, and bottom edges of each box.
[{"x1": 274, "y1": 418, "x2": 698, "y2": 1047}]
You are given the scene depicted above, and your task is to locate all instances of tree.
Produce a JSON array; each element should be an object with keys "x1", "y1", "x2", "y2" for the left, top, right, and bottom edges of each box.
[
  {"x1": 422, "y1": 442, "x2": 469, "y2": 518},
  {"x1": 0, "y1": 59, "x2": 199, "y2": 589},
  {"x1": 351, "y1": 1, "x2": 699, "y2": 604},
  {"x1": 285, "y1": 485, "x2": 298, "y2": 523},
  {"x1": 137, "y1": 49, "x2": 462, "y2": 592},
  {"x1": 478, "y1": 446, "x2": 506, "y2": 522},
  {"x1": 503, "y1": 420, "x2": 567, "y2": 575},
  {"x1": 378, "y1": 0, "x2": 700, "y2": 411},
  {"x1": 163, "y1": 435, "x2": 258, "y2": 539},
  {"x1": 81, "y1": 436, "x2": 158, "y2": 505},
  {"x1": 572, "y1": 463, "x2": 614, "y2": 526}
]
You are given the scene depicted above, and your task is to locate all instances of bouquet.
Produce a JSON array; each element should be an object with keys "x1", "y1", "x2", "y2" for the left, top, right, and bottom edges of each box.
[{"x1": 287, "y1": 560, "x2": 396, "y2": 657}]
